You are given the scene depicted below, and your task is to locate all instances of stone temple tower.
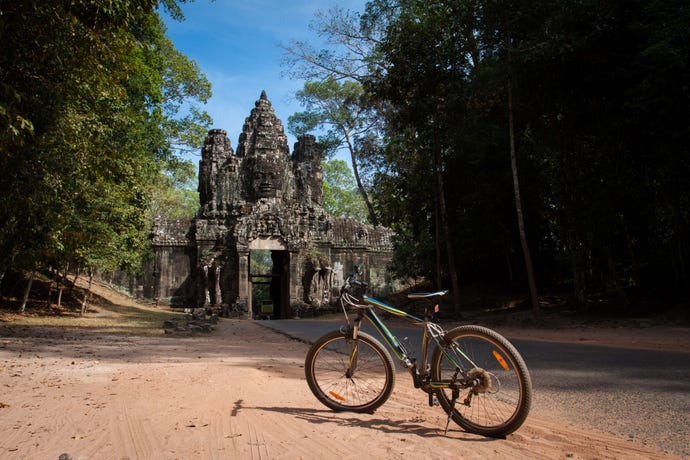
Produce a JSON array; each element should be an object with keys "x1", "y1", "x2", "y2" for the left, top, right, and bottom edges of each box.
[{"x1": 147, "y1": 92, "x2": 394, "y2": 318}]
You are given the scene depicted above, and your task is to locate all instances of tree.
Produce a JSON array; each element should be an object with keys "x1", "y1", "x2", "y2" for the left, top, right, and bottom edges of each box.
[
  {"x1": 288, "y1": 78, "x2": 379, "y2": 225},
  {"x1": 0, "y1": 0, "x2": 211, "y2": 295},
  {"x1": 365, "y1": 0, "x2": 494, "y2": 314},
  {"x1": 282, "y1": 6, "x2": 382, "y2": 84},
  {"x1": 494, "y1": 0, "x2": 690, "y2": 305},
  {"x1": 480, "y1": 3, "x2": 541, "y2": 314},
  {"x1": 282, "y1": 6, "x2": 392, "y2": 226},
  {"x1": 322, "y1": 159, "x2": 368, "y2": 221},
  {"x1": 284, "y1": 0, "x2": 690, "y2": 312},
  {"x1": 149, "y1": 159, "x2": 200, "y2": 219}
]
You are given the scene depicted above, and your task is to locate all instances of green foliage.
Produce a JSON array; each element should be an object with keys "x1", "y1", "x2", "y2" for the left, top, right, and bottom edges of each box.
[
  {"x1": 288, "y1": 77, "x2": 374, "y2": 157},
  {"x1": 361, "y1": 0, "x2": 690, "y2": 306},
  {"x1": 283, "y1": 12, "x2": 388, "y2": 226},
  {"x1": 322, "y1": 159, "x2": 368, "y2": 222},
  {"x1": 149, "y1": 160, "x2": 200, "y2": 219},
  {"x1": 250, "y1": 250, "x2": 273, "y2": 275},
  {"x1": 287, "y1": 77, "x2": 380, "y2": 224},
  {"x1": 0, "y1": 0, "x2": 211, "y2": 276}
]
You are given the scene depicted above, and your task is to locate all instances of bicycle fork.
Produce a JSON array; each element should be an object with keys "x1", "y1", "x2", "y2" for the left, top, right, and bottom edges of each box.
[
  {"x1": 343, "y1": 312, "x2": 365, "y2": 378},
  {"x1": 345, "y1": 342, "x2": 359, "y2": 378}
]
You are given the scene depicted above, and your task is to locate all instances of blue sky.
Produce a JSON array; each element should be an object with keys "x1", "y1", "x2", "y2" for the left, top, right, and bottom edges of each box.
[{"x1": 161, "y1": 0, "x2": 367, "y2": 161}]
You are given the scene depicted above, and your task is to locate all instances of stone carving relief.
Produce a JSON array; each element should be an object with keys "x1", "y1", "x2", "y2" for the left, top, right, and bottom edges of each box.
[
  {"x1": 198, "y1": 129, "x2": 233, "y2": 216},
  {"x1": 302, "y1": 252, "x2": 334, "y2": 309}
]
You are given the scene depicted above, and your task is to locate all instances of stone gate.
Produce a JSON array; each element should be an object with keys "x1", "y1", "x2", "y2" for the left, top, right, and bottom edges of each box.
[{"x1": 143, "y1": 91, "x2": 394, "y2": 318}]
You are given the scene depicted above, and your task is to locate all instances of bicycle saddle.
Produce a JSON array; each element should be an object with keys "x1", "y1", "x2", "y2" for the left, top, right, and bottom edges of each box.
[{"x1": 407, "y1": 290, "x2": 449, "y2": 299}]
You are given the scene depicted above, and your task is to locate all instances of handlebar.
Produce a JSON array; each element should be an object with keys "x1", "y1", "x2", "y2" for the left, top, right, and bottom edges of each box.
[
  {"x1": 340, "y1": 264, "x2": 449, "y2": 317},
  {"x1": 341, "y1": 263, "x2": 368, "y2": 294}
]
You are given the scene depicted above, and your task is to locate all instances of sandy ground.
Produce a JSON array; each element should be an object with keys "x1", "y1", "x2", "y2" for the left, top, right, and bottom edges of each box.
[
  {"x1": 0, "y1": 288, "x2": 687, "y2": 459},
  {"x1": 1, "y1": 322, "x2": 687, "y2": 460}
]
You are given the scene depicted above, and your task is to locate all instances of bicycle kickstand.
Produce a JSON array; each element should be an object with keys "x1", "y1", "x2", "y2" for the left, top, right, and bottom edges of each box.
[{"x1": 444, "y1": 388, "x2": 460, "y2": 435}]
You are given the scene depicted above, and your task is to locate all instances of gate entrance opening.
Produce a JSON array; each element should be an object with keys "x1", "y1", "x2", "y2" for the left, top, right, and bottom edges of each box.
[{"x1": 249, "y1": 249, "x2": 289, "y2": 319}]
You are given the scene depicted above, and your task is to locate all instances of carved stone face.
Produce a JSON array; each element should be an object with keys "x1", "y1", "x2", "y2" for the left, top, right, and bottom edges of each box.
[
  {"x1": 253, "y1": 169, "x2": 278, "y2": 198},
  {"x1": 251, "y1": 157, "x2": 282, "y2": 199}
]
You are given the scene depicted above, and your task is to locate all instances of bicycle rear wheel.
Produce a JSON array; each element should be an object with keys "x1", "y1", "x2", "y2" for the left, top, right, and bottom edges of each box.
[
  {"x1": 305, "y1": 330, "x2": 395, "y2": 413},
  {"x1": 431, "y1": 325, "x2": 532, "y2": 437}
]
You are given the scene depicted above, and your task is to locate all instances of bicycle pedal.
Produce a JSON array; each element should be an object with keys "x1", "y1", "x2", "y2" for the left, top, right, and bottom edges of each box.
[{"x1": 429, "y1": 393, "x2": 439, "y2": 407}]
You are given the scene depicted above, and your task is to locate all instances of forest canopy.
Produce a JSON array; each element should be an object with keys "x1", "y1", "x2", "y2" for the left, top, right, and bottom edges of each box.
[
  {"x1": 287, "y1": 0, "x2": 690, "y2": 310},
  {"x1": 2, "y1": 0, "x2": 688, "y2": 314},
  {"x1": 0, "y1": 0, "x2": 211, "y2": 280}
]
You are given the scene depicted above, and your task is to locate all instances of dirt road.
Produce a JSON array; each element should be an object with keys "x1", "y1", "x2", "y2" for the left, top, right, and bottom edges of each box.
[{"x1": 0, "y1": 318, "x2": 685, "y2": 460}]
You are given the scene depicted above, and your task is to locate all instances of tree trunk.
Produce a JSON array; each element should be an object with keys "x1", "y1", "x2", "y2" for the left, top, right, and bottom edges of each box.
[
  {"x1": 57, "y1": 282, "x2": 64, "y2": 309},
  {"x1": 71, "y1": 265, "x2": 81, "y2": 293},
  {"x1": 81, "y1": 267, "x2": 93, "y2": 316},
  {"x1": 507, "y1": 44, "x2": 539, "y2": 316},
  {"x1": 344, "y1": 131, "x2": 379, "y2": 226},
  {"x1": 56, "y1": 265, "x2": 65, "y2": 308},
  {"x1": 434, "y1": 148, "x2": 461, "y2": 317},
  {"x1": 0, "y1": 269, "x2": 5, "y2": 302},
  {"x1": 433, "y1": 192, "x2": 443, "y2": 290},
  {"x1": 20, "y1": 271, "x2": 35, "y2": 313},
  {"x1": 47, "y1": 269, "x2": 53, "y2": 308}
]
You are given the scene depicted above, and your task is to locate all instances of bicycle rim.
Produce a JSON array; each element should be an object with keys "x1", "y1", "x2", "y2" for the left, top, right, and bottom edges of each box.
[
  {"x1": 431, "y1": 325, "x2": 531, "y2": 437},
  {"x1": 305, "y1": 331, "x2": 395, "y2": 413}
]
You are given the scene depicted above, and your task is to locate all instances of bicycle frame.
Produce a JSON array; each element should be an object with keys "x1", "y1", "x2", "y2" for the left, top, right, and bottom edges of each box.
[{"x1": 343, "y1": 294, "x2": 465, "y2": 392}]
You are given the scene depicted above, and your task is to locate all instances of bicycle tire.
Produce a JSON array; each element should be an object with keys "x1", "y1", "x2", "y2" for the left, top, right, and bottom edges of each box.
[
  {"x1": 431, "y1": 325, "x2": 532, "y2": 437},
  {"x1": 305, "y1": 330, "x2": 395, "y2": 413}
]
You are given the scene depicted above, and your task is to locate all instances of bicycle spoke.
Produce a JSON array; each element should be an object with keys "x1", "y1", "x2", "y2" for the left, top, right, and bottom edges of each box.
[
  {"x1": 432, "y1": 325, "x2": 531, "y2": 437},
  {"x1": 305, "y1": 331, "x2": 395, "y2": 412}
]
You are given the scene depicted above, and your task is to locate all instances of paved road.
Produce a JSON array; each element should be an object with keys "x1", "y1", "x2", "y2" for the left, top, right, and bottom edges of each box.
[{"x1": 258, "y1": 318, "x2": 690, "y2": 458}]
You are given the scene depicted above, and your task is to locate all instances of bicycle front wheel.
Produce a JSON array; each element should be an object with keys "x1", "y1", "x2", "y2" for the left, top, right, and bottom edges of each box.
[
  {"x1": 431, "y1": 325, "x2": 532, "y2": 437},
  {"x1": 305, "y1": 330, "x2": 395, "y2": 413}
]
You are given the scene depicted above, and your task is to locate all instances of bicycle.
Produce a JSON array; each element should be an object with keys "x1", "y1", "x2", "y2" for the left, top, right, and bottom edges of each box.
[{"x1": 304, "y1": 264, "x2": 532, "y2": 437}]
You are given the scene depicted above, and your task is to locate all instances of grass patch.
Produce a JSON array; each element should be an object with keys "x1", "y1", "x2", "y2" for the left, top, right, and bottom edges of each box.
[
  {"x1": 1, "y1": 273, "x2": 186, "y2": 336},
  {"x1": 4, "y1": 304, "x2": 184, "y2": 337}
]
